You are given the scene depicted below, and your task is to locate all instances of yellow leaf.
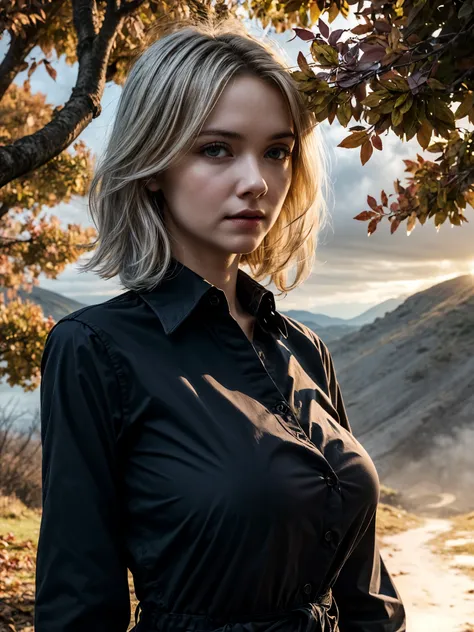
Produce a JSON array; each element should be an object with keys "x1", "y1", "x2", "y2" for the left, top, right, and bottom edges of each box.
[
  {"x1": 416, "y1": 119, "x2": 432, "y2": 149},
  {"x1": 338, "y1": 131, "x2": 368, "y2": 148},
  {"x1": 406, "y1": 213, "x2": 416, "y2": 235},
  {"x1": 454, "y1": 91, "x2": 474, "y2": 120},
  {"x1": 309, "y1": 3, "x2": 321, "y2": 22},
  {"x1": 327, "y1": 1, "x2": 339, "y2": 22}
]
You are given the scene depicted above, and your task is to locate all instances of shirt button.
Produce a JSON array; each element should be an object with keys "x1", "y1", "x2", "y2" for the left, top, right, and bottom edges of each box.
[
  {"x1": 324, "y1": 530, "x2": 333, "y2": 542},
  {"x1": 208, "y1": 294, "x2": 220, "y2": 306},
  {"x1": 303, "y1": 582, "x2": 312, "y2": 595},
  {"x1": 275, "y1": 401, "x2": 288, "y2": 414},
  {"x1": 325, "y1": 473, "x2": 337, "y2": 487}
]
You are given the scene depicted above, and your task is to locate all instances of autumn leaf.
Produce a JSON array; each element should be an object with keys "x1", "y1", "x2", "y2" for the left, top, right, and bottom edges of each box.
[
  {"x1": 354, "y1": 210, "x2": 378, "y2": 221},
  {"x1": 311, "y1": 41, "x2": 339, "y2": 65},
  {"x1": 318, "y1": 18, "x2": 329, "y2": 39},
  {"x1": 454, "y1": 92, "x2": 474, "y2": 119},
  {"x1": 416, "y1": 119, "x2": 432, "y2": 150},
  {"x1": 327, "y1": 1, "x2": 339, "y2": 22},
  {"x1": 391, "y1": 108, "x2": 403, "y2": 127},
  {"x1": 367, "y1": 195, "x2": 378, "y2": 210},
  {"x1": 359, "y1": 45, "x2": 386, "y2": 64},
  {"x1": 293, "y1": 27, "x2": 316, "y2": 41},
  {"x1": 338, "y1": 130, "x2": 368, "y2": 148},
  {"x1": 368, "y1": 218, "x2": 379, "y2": 235},
  {"x1": 432, "y1": 99, "x2": 455, "y2": 125},
  {"x1": 374, "y1": 19, "x2": 391, "y2": 32},
  {"x1": 351, "y1": 23, "x2": 373, "y2": 35},
  {"x1": 406, "y1": 212, "x2": 417, "y2": 234},
  {"x1": 360, "y1": 139, "x2": 373, "y2": 165},
  {"x1": 390, "y1": 217, "x2": 401, "y2": 234},
  {"x1": 336, "y1": 101, "x2": 352, "y2": 126},
  {"x1": 309, "y1": 3, "x2": 321, "y2": 22},
  {"x1": 43, "y1": 60, "x2": 57, "y2": 81},
  {"x1": 297, "y1": 51, "x2": 312, "y2": 75},
  {"x1": 371, "y1": 134, "x2": 383, "y2": 150},
  {"x1": 328, "y1": 28, "x2": 345, "y2": 46}
]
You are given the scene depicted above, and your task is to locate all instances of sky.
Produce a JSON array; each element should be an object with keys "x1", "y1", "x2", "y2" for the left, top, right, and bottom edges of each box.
[{"x1": 5, "y1": 14, "x2": 474, "y2": 320}]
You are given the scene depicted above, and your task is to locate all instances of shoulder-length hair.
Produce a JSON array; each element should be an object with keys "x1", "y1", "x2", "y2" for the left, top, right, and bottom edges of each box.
[{"x1": 79, "y1": 16, "x2": 329, "y2": 295}]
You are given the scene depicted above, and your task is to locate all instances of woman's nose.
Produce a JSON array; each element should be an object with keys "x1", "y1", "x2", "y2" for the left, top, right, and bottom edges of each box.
[{"x1": 236, "y1": 156, "x2": 268, "y2": 198}]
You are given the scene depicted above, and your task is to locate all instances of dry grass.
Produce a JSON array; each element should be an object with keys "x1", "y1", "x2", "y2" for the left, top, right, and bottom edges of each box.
[
  {"x1": 429, "y1": 511, "x2": 474, "y2": 580},
  {"x1": 376, "y1": 502, "x2": 423, "y2": 538},
  {"x1": 0, "y1": 495, "x2": 139, "y2": 631}
]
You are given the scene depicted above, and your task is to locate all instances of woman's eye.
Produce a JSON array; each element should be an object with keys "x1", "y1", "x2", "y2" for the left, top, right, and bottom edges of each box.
[
  {"x1": 201, "y1": 143, "x2": 229, "y2": 158},
  {"x1": 267, "y1": 147, "x2": 292, "y2": 161},
  {"x1": 200, "y1": 143, "x2": 291, "y2": 161}
]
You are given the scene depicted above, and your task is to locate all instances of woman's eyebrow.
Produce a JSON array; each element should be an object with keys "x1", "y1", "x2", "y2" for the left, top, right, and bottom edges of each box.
[{"x1": 198, "y1": 129, "x2": 296, "y2": 140}]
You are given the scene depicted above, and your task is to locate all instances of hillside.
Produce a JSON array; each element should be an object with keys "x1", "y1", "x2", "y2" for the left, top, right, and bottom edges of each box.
[
  {"x1": 0, "y1": 286, "x2": 85, "y2": 321},
  {"x1": 325, "y1": 274, "x2": 474, "y2": 512},
  {"x1": 282, "y1": 295, "x2": 406, "y2": 342}
]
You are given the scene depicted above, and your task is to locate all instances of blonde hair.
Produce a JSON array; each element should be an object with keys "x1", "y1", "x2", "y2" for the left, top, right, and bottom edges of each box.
[{"x1": 79, "y1": 16, "x2": 328, "y2": 294}]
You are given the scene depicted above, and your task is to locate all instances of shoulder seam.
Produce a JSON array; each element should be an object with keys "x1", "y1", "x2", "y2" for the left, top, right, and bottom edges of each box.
[{"x1": 53, "y1": 316, "x2": 129, "y2": 438}]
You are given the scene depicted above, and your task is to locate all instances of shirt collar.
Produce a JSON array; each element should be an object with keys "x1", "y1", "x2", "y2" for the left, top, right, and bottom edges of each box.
[{"x1": 136, "y1": 257, "x2": 288, "y2": 339}]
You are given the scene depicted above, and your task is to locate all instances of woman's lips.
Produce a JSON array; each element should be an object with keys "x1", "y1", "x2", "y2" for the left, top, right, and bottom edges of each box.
[{"x1": 225, "y1": 217, "x2": 263, "y2": 228}]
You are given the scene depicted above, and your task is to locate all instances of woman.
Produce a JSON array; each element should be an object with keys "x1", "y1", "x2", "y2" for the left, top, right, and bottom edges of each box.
[{"x1": 35, "y1": 16, "x2": 406, "y2": 632}]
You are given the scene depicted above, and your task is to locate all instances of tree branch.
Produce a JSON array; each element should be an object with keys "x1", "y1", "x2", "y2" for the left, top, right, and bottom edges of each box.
[
  {"x1": 0, "y1": 236, "x2": 33, "y2": 250},
  {"x1": 0, "y1": 0, "x2": 67, "y2": 101},
  {"x1": 117, "y1": 0, "x2": 147, "y2": 16},
  {"x1": 0, "y1": 0, "x2": 148, "y2": 190}
]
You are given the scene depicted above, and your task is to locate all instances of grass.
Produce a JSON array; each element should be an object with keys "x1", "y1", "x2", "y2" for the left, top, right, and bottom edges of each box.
[
  {"x1": 429, "y1": 511, "x2": 474, "y2": 580},
  {"x1": 376, "y1": 502, "x2": 423, "y2": 538},
  {"x1": 0, "y1": 495, "x2": 140, "y2": 631}
]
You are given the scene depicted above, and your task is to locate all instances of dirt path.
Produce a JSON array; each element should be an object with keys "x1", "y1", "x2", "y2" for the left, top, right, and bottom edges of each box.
[{"x1": 380, "y1": 518, "x2": 474, "y2": 631}]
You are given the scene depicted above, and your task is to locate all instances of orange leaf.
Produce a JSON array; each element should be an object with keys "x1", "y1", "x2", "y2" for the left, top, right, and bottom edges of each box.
[
  {"x1": 354, "y1": 210, "x2": 378, "y2": 221},
  {"x1": 416, "y1": 119, "x2": 432, "y2": 150},
  {"x1": 390, "y1": 218, "x2": 401, "y2": 234},
  {"x1": 351, "y1": 23, "x2": 373, "y2": 35},
  {"x1": 368, "y1": 218, "x2": 378, "y2": 235},
  {"x1": 360, "y1": 139, "x2": 373, "y2": 165},
  {"x1": 297, "y1": 51, "x2": 311, "y2": 74},
  {"x1": 371, "y1": 134, "x2": 383, "y2": 150},
  {"x1": 337, "y1": 131, "x2": 368, "y2": 148},
  {"x1": 367, "y1": 195, "x2": 378, "y2": 210},
  {"x1": 44, "y1": 61, "x2": 57, "y2": 81}
]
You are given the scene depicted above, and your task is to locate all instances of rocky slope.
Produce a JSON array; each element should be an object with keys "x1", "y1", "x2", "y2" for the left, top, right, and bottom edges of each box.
[{"x1": 325, "y1": 274, "x2": 474, "y2": 512}]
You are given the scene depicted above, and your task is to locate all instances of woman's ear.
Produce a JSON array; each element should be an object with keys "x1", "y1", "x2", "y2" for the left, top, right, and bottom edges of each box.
[{"x1": 145, "y1": 177, "x2": 160, "y2": 192}]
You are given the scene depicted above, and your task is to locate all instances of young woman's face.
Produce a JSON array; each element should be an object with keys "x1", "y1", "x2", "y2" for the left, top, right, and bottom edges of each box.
[{"x1": 148, "y1": 74, "x2": 295, "y2": 260}]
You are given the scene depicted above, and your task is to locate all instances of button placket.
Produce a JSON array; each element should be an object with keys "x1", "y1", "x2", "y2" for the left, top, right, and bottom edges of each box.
[
  {"x1": 324, "y1": 530, "x2": 333, "y2": 543},
  {"x1": 325, "y1": 473, "x2": 339, "y2": 489},
  {"x1": 274, "y1": 401, "x2": 289, "y2": 415}
]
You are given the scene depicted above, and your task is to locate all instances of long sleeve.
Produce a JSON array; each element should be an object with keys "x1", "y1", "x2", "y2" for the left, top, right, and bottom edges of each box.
[
  {"x1": 35, "y1": 319, "x2": 131, "y2": 631},
  {"x1": 319, "y1": 338, "x2": 406, "y2": 631},
  {"x1": 331, "y1": 512, "x2": 406, "y2": 631}
]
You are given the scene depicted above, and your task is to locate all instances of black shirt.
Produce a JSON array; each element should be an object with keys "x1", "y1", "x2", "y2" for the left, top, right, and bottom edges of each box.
[{"x1": 35, "y1": 258, "x2": 406, "y2": 632}]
